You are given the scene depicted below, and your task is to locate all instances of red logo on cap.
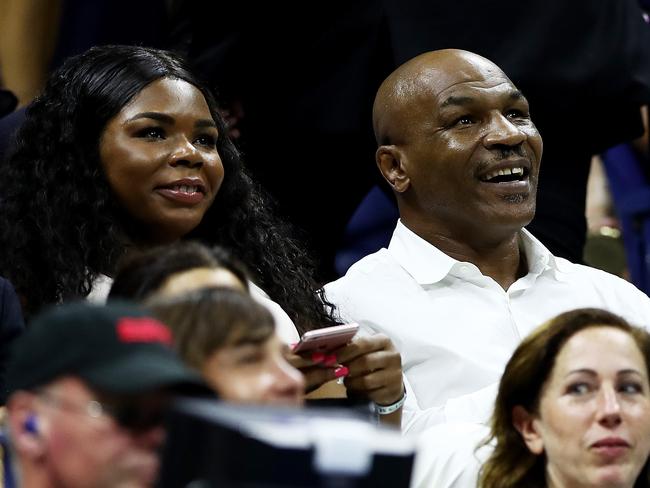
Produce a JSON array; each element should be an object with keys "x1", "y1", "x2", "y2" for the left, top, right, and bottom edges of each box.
[{"x1": 116, "y1": 317, "x2": 173, "y2": 345}]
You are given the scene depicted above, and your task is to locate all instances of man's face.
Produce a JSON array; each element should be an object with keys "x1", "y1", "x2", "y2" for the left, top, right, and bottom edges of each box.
[
  {"x1": 25, "y1": 377, "x2": 167, "y2": 488},
  {"x1": 385, "y1": 52, "x2": 543, "y2": 242}
]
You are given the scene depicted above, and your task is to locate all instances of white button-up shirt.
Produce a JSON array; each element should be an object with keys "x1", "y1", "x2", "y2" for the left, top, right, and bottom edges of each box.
[
  {"x1": 324, "y1": 220, "x2": 650, "y2": 433},
  {"x1": 410, "y1": 423, "x2": 490, "y2": 488}
]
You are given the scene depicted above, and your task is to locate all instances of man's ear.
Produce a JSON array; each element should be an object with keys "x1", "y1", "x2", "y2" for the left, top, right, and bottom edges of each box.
[
  {"x1": 512, "y1": 405, "x2": 544, "y2": 455},
  {"x1": 376, "y1": 145, "x2": 410, "y2": 193},
  {"x1": 7, "y1": 392, "x2": 47, "y2": 460}
]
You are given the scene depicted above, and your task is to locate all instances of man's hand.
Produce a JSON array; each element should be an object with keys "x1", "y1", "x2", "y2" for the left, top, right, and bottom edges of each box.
[
  {"x1": 336, "y1": 334, "x2": 404, "y2": 407},
  {"x1": 286, "y1": 334, "x2": 405, "y2": 426}
]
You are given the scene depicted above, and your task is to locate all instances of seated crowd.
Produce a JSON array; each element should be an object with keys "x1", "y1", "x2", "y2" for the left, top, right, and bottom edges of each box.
[{"x1": 0, "y1": 43, "x2": 649, "y2": 487}]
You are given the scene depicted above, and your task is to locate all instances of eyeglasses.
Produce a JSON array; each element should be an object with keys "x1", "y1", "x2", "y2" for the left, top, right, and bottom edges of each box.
[{"x1": 35, "y1": 389, "x2": 167, "y2": 433}]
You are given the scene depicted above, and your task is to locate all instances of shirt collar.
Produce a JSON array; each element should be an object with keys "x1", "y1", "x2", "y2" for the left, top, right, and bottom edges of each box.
[
  {"x1": 387, "y1": 220, "x2": 565, "y2": 285},
  {"x1": 519, "y1": 227, "x2": 571, "y2": 281}
]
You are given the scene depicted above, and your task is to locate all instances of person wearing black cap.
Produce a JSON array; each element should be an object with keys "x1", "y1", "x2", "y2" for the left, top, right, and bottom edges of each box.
[{"x1": 1, "y1": 301, "x2": 211, "y2": 488}]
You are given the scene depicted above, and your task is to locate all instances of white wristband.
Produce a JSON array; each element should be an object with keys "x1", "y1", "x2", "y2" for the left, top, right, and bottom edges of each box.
[{"x1": 374, "y1": 387, "x2": 406, "y2": 415}]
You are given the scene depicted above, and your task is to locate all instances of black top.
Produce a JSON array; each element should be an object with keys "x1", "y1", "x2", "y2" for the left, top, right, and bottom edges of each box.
[{"x1": 0, "y1": 277, "x2": 24, "y2": 403}]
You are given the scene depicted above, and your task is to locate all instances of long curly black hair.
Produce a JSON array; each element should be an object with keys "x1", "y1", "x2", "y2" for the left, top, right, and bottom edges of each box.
[{"x1": 0, "y1": 45, "x2": 336, "y2": 332}]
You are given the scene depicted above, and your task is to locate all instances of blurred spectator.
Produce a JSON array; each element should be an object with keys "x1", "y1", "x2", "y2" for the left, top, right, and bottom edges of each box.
[
  {"x1": 148, "y1": 287, "x2": 305, "y2": 406},
  {"x1": 2, "y1": 301, "x2": 210, "y2": 487},
  {"x1": 109, "y1": 241, "x2": 404, "y2": 426},
  {"x1": 109, "y1": 241, "x2": 302, "y2": 344},
  {"x1": 583, "y1": 156, "x2": 628, "y2": 278}
]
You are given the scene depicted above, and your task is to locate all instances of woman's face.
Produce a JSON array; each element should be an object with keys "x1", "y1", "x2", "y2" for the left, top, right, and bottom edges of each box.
[
  {"x1": 522, "y1": 327, "x2": 650, "y2": 488},
  {"x1": 202, "y1": 334, "x2": 305, "y2": 407},
  {"x1": 100, "y1": 77, "x2": 224, "y2": 243}
]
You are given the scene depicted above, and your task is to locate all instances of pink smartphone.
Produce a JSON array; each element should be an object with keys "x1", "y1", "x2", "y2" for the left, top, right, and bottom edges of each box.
[{"x1": 291, "y1": 323, "x2": 359, "y2": 354}]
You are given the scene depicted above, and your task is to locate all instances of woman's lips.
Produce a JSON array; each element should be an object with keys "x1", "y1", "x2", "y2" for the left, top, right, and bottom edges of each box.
[
  {"x1": 591, "y1": 438, "x2": 630, "y2": 460},
  {"x1": 155, "y1": 185, "x2": 205, "y2": 205},
  {"x1": 155, "y1": 179, "x2": 207, "y2": 205}
]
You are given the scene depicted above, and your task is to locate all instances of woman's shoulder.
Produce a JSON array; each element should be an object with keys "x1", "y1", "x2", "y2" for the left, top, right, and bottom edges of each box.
[
  {"x1": 248, "y1": 282, "x2": 300, "y2": 344},
  {"x1": 86, "y1": 274, "x2": 113, "y2": 304}
]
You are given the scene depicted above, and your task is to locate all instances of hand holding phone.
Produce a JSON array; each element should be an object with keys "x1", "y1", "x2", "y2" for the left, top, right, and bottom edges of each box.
[{"x1": 291, "y1": 323, "x2": 359, "y2": 354}]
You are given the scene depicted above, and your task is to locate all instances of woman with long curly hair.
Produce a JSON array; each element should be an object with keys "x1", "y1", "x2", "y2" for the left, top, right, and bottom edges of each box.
[
  {"x1": 480, "y1": 308, "x2": 650, "y2": 488},
  {"x1": 0, "y1": 45, "x2": 405, "y2": 421},
  {"x1": 0, "y1": 44, "x2": 333, "y2": 336}
]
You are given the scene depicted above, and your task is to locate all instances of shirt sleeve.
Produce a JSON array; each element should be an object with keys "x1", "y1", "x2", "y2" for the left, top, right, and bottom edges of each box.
[
  {"x1": 403, "y1": 379, "x2": 498, "y2": 433},
  {"x1": 357, "y1": 321, "x2": 498, "y2": 433},
  {"x1": 410, "y1": 423, "x2": 490, "y2": 488}
]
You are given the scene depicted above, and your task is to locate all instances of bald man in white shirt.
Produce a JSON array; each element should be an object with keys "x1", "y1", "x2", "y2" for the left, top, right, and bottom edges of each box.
[{"x1": 324, "y1": 49, "x2": 650, "y2": 434}]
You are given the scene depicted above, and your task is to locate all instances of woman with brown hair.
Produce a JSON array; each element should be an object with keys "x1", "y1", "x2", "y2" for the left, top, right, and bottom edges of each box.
[
  {"x1": 480, "y1": 308, "x2": 650, "y2": 488},
  {"x1": 147, "y1": 287, "x2": 306, "y2": 406}
]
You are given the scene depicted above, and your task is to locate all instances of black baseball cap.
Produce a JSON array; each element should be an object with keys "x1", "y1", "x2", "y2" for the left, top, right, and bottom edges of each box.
[{"x1": 5, "y1": 301, "x2": 213, "y2": 398}]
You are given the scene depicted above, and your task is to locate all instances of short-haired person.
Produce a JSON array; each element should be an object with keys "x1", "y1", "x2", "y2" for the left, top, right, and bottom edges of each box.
[
  {"x1": 110, "y1": 241, "x2": 405, "y2": 426},
  {"x1": 324, "y1": 49, "x2": 650, "y2": 432},
  {"x1": 2, "y1": 301, "x2": 211, "y2": 488},
  {"x1": 111, "y1": 247, "x2": 306, "y2": 404},
  {"x1": 147, "y1": 287, "x2": 305, "y2": 406},
  {"x1": 480, "y1": 308, "x2": 650, "y2": 488}
]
